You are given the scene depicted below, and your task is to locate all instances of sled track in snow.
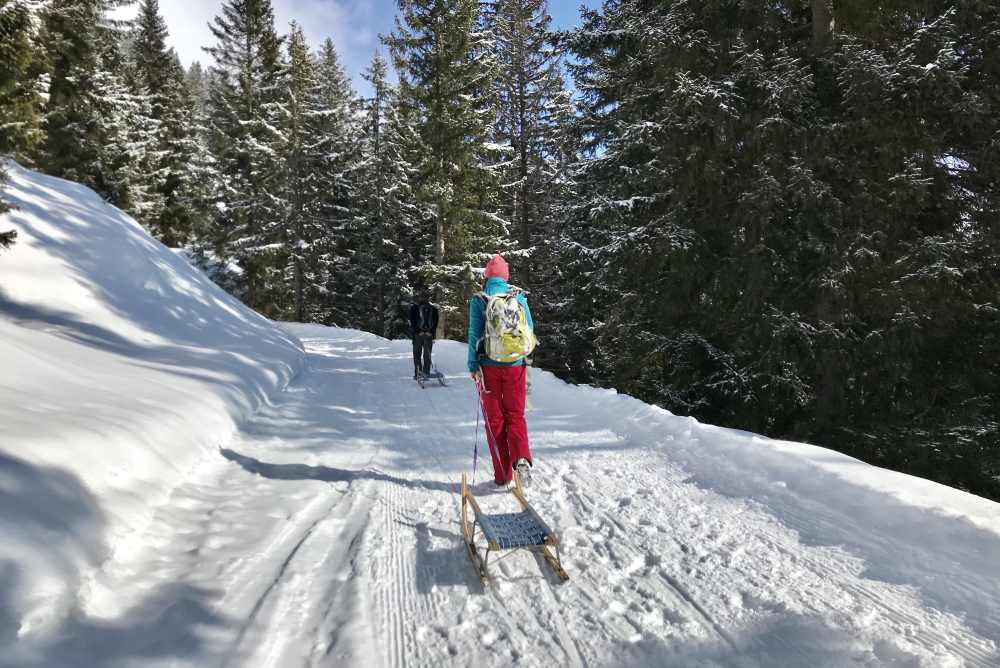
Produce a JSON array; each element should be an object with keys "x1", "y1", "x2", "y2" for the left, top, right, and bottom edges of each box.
[
  {"x1": 378, "y1": 476, "x2": 413, "y2": 667},
  {"x1": 763, "y1": 499, "x2": 1000, "y2": 667},
  {"x1": 371, "y1": 384, "x2": 457, "y2": 668},
  {"x1": 658, "y1": 571, "x2": 737, "y2": 649},
  {"x1": 224, "y1": 333, "x2": 1000, "y2": 667},
  {"x1": 549, "y1": 463, "x2": 739, "y2": 653},
  {"x1": 221, "y1": 487, "x2": 344, "y2": 667},
  {"x1": 750, "y1": 529, "x2": 999, "y2": 668},
  {"x1": 302, "y1": 480, "x2": 377, "y2": 666},
  {"x1": 537, "y1": 450, "x2": 1000, "y2": 667}
]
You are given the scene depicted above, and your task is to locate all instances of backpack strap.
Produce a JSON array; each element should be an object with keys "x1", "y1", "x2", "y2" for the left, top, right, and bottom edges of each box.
[{"x1": 478, "y1": 288, "x2": 521, "y2": 301}]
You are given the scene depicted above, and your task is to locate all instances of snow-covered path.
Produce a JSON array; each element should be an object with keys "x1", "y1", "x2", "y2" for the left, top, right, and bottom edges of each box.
[{"x1": 15, "y1": 325, "x2": 994, "y2": 668}]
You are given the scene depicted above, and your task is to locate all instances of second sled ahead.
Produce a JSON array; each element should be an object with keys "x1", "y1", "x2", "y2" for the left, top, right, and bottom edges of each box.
[
  {"x1": 415, "y1": 369, "x2": 447, "y2": 388},
  {"x1": 460, "y1": 473, "x2": 568, "y2": 583}
]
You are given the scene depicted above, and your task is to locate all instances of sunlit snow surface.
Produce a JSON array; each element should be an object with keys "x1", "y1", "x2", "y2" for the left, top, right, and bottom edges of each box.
[{"x1": 2, "y1": 164, "x2": 999, "y2": 667}]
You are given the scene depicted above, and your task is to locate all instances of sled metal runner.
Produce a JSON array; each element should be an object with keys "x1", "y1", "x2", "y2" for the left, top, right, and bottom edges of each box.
[
  {"x1": 415, "y1": 370, "x2": 447, "y2": 389},
  {"x1": 460, "y1": 473, "x2": 568, "y2": 582}
]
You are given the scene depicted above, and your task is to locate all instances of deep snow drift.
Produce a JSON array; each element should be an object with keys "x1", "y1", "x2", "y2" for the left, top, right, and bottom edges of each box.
[
  {"x1": 0, "y1": 163, "x2": 303, "y2": 652},
  {"x1": 2, "y1": 164, "x2": 999, "y2": 667}
]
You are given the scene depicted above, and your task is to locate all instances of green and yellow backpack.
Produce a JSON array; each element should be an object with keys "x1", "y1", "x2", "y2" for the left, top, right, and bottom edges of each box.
[{"x1": 478, "y1": 289, "x2": 537, "y2": 363}]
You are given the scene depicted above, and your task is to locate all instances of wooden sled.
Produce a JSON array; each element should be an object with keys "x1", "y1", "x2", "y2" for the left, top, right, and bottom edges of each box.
[
  {"x1": 415, "y1": 368, "x2": 447, "y2": 388},
  {"x1": 460, "y1": 473, "x2": 569, "y2": 582}
]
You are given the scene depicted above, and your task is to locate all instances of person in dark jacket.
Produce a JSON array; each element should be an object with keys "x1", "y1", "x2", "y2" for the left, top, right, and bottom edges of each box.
[{"x1": 409, "y1": 292, "x2": 439, "y2": 379}]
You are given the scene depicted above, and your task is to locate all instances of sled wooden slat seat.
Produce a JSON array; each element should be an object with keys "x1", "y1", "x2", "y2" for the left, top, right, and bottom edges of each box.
[
  {"x1": 478, "y1": 508, "x2": 550, "y2": 550},
  {"x1": 460, "y1": 473, "x2": 568, "y2": 582}
]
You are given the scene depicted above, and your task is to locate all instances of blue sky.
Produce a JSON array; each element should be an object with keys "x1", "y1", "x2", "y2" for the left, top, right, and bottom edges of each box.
[{"x1": 115, "y1": 1, "x2": 597, "y2": 96}]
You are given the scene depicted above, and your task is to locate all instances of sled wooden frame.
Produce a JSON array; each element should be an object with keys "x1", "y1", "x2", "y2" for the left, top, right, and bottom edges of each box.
[{"x1": 460, "y1": 473, "x2": 569, "y2": 583}]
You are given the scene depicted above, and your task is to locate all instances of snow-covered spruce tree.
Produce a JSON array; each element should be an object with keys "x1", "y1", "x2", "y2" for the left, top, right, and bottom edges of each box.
[
  {"x1": 185, "y1": 61, "x2": 211, "y2": 116},
  {"x1": 178, "y1": 61, "x2": 220, "y2": 244},
  {"x1": 129, "y1": 0, "x2": 208, "y2": 246},
  {"x1": 64, "y1": 8, "x2": 165, "y2": 219},
  {"x1": 565, "y1": 0, "x2": 1000, "y2": 499},
  {"x1": 482, "y1": 0, "x2": 575, "y2": 286},
  {"x1": 0, "y1": 0, "x2": 44, "y2": 163},
  {"x1": 356, "y1": 52, "x2": 428, "y2": 338},
  {"x1": 820, "y1": 1, "x2": 1000, "y2": 495},
  {"x1": 309, "y1": 37, "x2": 362, "y2": 327},
  {"x1": 385, "y1": 0, "x2": 505, "y2": 337},
  {"x1": 274, "y1": 22, "x2": 332, "y2": 322},
  {"x1": 159, "y1": 55, "x2": 218, "y2": 245},
  {"x1": 563, "y1": 1, "x2": 714, "y2": 397},
  {"x1": 123, "y1": 0, "x2": 170, "y2": 234},
  {"x1": 0, "y1": 0, "x2": 42, "y2": 246},
  {"x1": 957, "y1": 3, "x2": 1000, "y2": 488},
  {"x1": 130, "y1": 0, "x2": 172, "y2": 98},
  {"x1": 77, "y1": 11, "x2": 164, "y2": 227},
  {"x1": 204, "y1": 0, "x2": 287, "y2": 313},
  {"x1": 34, "y1": 0, "x2": 140, "y2": 205},
  {"x1": 278, "y1": 22, "x2": 312, "y2": 322},
  {"x1": 481, "y1": 0, "x2": 580, "y2": 372}
]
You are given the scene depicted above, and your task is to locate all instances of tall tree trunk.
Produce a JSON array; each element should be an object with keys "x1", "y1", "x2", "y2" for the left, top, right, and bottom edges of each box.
[
  {"x1": 434, "y1": 24, "x2": 447, "y2": 339},
  {"x1": 292, "y1": 148, "x2": 304, "y2": 322},
  {"x1": 812, "y1": 0, "x2": 834, "y2": 53},
  {"x1": 518, "y1": 66, "x2": 530, "y2": 287},
  {"x1": 436, "y1": 200, "x2": 446, "y2": 337},
  {"x1": 372, "y1": 80, "x2": 385, "y2": 335},
  {"x1": 294, "y1": 201, "x2": 303, "y2": 322}
]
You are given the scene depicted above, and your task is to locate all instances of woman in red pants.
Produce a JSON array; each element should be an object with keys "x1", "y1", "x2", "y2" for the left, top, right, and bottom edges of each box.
[{"x1": 467, "y1": 254, "x2": 536, "y2": 487}]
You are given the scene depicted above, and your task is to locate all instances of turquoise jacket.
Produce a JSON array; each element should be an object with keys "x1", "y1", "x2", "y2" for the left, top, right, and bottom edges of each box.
[{"x1": 467, "y1": 277, "x2": 535, "y2": 373}]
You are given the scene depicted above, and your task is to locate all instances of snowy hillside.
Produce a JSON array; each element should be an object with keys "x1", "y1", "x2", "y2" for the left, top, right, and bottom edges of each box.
[
  {"x1": 0, "y1": 163, "x2": 304, "y2": 657},
  {"x1": 2, "y1": 164, "x2": 1000, "y2": 667}
]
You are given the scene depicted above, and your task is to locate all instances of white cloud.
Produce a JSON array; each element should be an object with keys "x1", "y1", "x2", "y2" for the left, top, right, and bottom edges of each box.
[{"x1": 113, "y1": 1, "x2": 220, "y2": 67}]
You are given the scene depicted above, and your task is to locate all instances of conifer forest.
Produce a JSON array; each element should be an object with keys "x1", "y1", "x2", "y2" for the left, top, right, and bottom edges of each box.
[{"x1": 1, "y1": 0, "x2": 998, "y2": 499}]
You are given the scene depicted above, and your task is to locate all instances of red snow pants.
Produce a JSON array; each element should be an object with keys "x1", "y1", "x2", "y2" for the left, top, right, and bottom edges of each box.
[{"x1": 480, "y1": 364, "x2": 531, "y2": 484}]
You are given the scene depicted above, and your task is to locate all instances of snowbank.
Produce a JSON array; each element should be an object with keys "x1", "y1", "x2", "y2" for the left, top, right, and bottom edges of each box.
[
  {"x1": 0, "y1": 163, "x2": 304, "y2": 642},
  {"x1": 535, "y1": 371, "x2": 1000, "y2": 537}
]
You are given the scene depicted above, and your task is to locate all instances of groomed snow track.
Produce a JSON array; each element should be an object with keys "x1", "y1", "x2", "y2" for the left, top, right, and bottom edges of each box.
[{"x1": 10, "y1": 327, "x2": 1000, "y2": 668}]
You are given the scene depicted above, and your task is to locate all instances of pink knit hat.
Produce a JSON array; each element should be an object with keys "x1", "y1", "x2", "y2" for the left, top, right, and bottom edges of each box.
[{"x1": 483, "y1": 254, "x2": 509, "y2": 281}]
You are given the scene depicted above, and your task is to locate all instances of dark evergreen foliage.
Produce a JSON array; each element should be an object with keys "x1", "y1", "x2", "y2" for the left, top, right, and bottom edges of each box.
[
  {"x1": 128, "y1": 0, "x2": 210, "y2": 246},
  {"x1": 0, "y1": 224, "x2": 14, "y2": 249},
  {"x1": 385, "y1": 0, "x2": 505, "y2": 336},
  {"x1": 0, "y1": 0, "x2": 39, "y2": 243},
  {"x1": 35, "y1": 0, "x2": 137, "y2": 204},
  {"x1": 179, "y1": 62, "x2": 219, "y2": 243},
  {"x1": 2, "y1": 0, "x2": 997, "y2": 498},
  {"x1": 0, "y1": 0, "x2": 42, "y2": 162},
  {"x1": 564, "y1": 0, "x2": 1000, "y2": 498},
  {"x1": 309, "y1": 38, "x2": 362, "y2": 326},
  {"x1": 355, "y1": 53, "x2": 427, "y2": 338},
  {"x1": 481, "y1": 0, "x2": 579, "y2": 373},
  {"x1": 204, "y1": 0, "x2": 287, "y2": 312},
  {"x1": 0, "y1": 158, "x2": 14, "y2": 246}
]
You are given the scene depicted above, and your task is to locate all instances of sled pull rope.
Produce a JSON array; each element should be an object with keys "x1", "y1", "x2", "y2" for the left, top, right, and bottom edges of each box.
[
  {"x1": 472, "y1": 385, "x2": 481, "y2": 484},
  {"x1": 476, "y1": 379, "x2": 502, "y2": 484}
]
